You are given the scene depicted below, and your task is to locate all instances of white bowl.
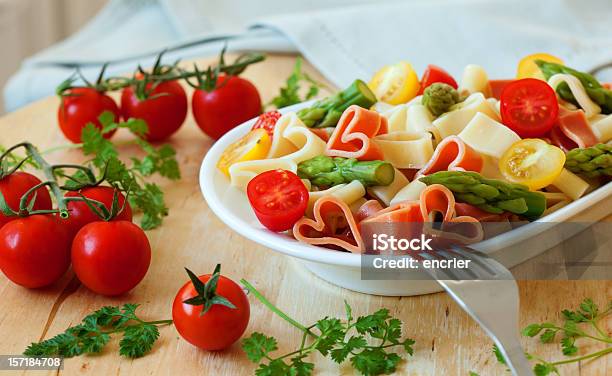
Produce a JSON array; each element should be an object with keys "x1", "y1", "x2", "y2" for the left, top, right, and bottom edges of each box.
[{"x1": 199, "y1": 102, "x2": 612, "y2": 296}]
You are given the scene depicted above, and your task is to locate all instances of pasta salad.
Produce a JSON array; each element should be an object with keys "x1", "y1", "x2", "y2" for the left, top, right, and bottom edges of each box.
[{"x1": 215, "y1": 53, "x2": 612, "y2": 253}]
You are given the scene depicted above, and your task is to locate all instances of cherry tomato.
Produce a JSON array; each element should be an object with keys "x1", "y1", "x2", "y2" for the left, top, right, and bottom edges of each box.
[
  {"x1": 72, "y1": 221, "x2": 151, "y2": 296},
  {"x1": 172, "y1": 267, "x2": 250, "y2": 350},
  {"x1": 193, "y1": 74, "x2": 262, "y2": 140},
  {"x1": 500, "y1": 78, "x2": 559, "y2": 138},
  {"x1": 217, "y1": 129, "x2": 271, "y2": 176},
  {"x1": 0, "y1": 215, "x2": 71, "y2": 288},
  {"x1": 246, "y1": 169, "x2": 308, "y2": 232},
  {"x1": 121, "y1": 80, "x2": 188, "y2": 142},
  {"x1": 64, "y1": 186, "x2": 132, "y2": 238},
  {"x1": 516, "y1": 53, "x2": 563, "y2": 80},
  {"x1": 0, "y1": 172, "x2": 52, "y2": 229},
  {"x1": 417, "y1": 64, "x2": 458, "y2": 95},
  {"x1": 58, "y1": 87, "x2": 120, "y2": 143},
  {"x1": 499, "y1": 139, "x2": 565, "y2": 190},
  {"x1": 251, "y1": 111, "x2": 282, "y2": 136},
  {"x1": 369, "y1": 61, "x2": 419, "y2": 104}
]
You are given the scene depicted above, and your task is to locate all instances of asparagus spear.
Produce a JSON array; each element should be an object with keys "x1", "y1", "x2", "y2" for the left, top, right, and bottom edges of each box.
[
  {"x1": 297, "y1": 156, "x2": 395, "y2": 187},
  {"x1": 565, "y1": 143, "x2": 612, "y2": 178},
  {"x1": 297, "y1": 80, "x2": 377, "y2": 128},
  {"x1": 535, "y1": 60, "x2": 612, "y2": 114},
  {"x1": 422, "y1": 83, "x2": 461, "y2": 116},
  {"x1": 419, "y1": 171, "x2": 547, "y2": 219}
]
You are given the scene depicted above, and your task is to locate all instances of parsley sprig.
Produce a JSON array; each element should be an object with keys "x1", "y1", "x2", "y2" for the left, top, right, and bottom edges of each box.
[
  {"x1": 24, "y1": 304, "x2": 172, "y2": 358},
  {"x1": 268, "y1": 57, "x2": 329, "y2": 109},
  {"x1": 56, "y1": 111, "x2": 181, "y2": 229},
  {"x1": 240, "y1": 280, "x2": 415, "y2": 375},
  {"x1": 487, "y1": 298, "x2": 612, "y2": 376}
]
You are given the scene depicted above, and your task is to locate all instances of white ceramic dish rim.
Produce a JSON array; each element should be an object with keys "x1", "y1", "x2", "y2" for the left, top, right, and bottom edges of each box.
[{"x1": 200, "y1": 101, "x2": 612, "y2": 268}]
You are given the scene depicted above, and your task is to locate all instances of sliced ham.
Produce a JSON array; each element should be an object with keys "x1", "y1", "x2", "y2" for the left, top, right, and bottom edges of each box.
[
  {"x1": 557, "y1": 107, "x2": 598, "y2": 148},
  {"x1": 354, "y1": 200, "x2": 384, "y2": 222},
  {"x1": 416, "y1": 136, "x2": 483, "y2": 177},
  {"x1": 293, "y1": 196, "x2": 365, "y2": 254},
  {"x1": 326, "y1": 105, "x2": 388, "y2": 160},
  {"x1": 488, "y1": 79, "x2": 515, "y2": 100},
  {"x1": 361, "y1": 184, "x2": 483, "y2": 245}
]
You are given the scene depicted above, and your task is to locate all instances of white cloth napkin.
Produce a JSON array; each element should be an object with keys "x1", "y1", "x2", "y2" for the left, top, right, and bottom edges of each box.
[{"x1": 4, "y1": 0, "x2": 612, "y2": 112}]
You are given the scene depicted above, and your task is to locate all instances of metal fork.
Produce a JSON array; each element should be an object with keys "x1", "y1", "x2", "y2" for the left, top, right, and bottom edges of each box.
[{"x1": 416, "y1": 245, "x2": 534, "y2": 376}]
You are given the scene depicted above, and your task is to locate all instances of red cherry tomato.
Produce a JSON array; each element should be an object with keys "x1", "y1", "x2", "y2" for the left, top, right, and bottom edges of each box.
[
  {"x1": 58, "y1": 87, "x2": 121, "y2": 143},
  {"x1": 121, "y1": 80, "x2": 188, "y2": 142},
  {"x1": 64, "y1": 186, "x2": 132, "y2": 238},
  {"x1": 71, "y1": 221, "x2": 151, "y2": 296},
  {"x1": 246, "y1": 169, "x2": 308, "y2": 232},
  {"x1": 0, "y1": 172, "x2": 52, "y2": 229},
  {"x1": 192, "y1": 74, "x2": 262, "y2": 140},
  {"x1": 500, "y1": 78, "x2": 559, "y2": 138},
  {"x1": 0, "y1": 215, "x2": 71, "y2": 288},
  {"x1": 251, "y1": 111, "x2": 282, "y2": 136},
  {"x1": 172, "y1": 268, "x2": 250, "y2": 350},
  {"x1": 417, "y1": 65, "x2": 458, "y2": 95}
]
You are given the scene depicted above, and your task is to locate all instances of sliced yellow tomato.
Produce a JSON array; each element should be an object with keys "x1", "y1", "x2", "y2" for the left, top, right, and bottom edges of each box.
[
  {"x1": 217, "y1": 129, "x2": 271, "y2": 176},
  {"x1": 368, "y1": 61, "x2": 419, "y2": 105},
  {"x1": 499, "y1": 139, "x2": 565, "y2": 190},
  {"x1": 516, "y1": 53, "x2": 564, "y2": 80}
]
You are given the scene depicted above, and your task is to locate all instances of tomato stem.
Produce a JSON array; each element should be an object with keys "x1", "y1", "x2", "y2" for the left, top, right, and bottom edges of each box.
[{"x1": 240, "y1": 279, "x2": 315, "y2": 336}]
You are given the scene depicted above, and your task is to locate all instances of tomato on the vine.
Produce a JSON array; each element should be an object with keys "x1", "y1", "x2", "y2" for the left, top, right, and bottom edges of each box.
[
  {"x1": 246, "y1": 169, "x2": 308, "y2": 232},
  {"x1": 58, "y1": 87, "x2": 121, "y2": 143},
  {"x1": 417, "y1": 65, "x2": 458, "y2": 95},
  {"x1": 71, "y1": 221, "x2": 151, "y2": 296},
  {"x1": 0, "y1": 172, "x2": 52, "y2": 229},
  {"x1": 0, "y1": 215, "x2": 71, "y2": 288},
  {"x1": 192, "y1": 74, "x2": 262, "y2": 140},
  {"x1": 121, "y1": 80, "x2": 188, "y2": 142},
  {"x1": 64, "y1": 186, "x2": 132, "y2": 238},
  {"x1": 172, "y1": 265, "x2": 250, "y2": 350},
  {"x1": 500, "y1": 78, "x2": 559, "y2": 138}
]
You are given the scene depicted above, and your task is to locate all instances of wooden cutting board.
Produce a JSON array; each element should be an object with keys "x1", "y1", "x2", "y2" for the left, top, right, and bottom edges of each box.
[{"x1": 0, "y1": 54, "x2": 609, "y2": 376}]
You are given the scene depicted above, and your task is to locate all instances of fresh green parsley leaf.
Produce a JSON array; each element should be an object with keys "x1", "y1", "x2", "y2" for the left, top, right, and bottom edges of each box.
[
  {"x1": 268, "y1": 57, "x2": 328, "y2": 109},
  {"x1": 240, "y1": 294, "x2": 415, "y2": 376},
  {"x1": 493, "y1": 298, "x2": 612, "y2": 375},
  {"x1": 71, "y1": 112, "x2": 180, "y2": 229},
  {"x1": 242, "y1": 333, "x2": 278, "y2": 363},
  {"x1": 24, "y1": 304, "x2": 171, "y2": 359}
]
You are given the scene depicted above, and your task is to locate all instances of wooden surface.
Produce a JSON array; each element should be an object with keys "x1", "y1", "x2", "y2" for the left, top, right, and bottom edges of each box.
[{"x1": 0, "y1": 54, "x2": 610, "y2": 376}]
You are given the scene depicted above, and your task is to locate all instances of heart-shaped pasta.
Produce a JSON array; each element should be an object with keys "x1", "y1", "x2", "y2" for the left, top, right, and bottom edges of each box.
[
  {"x1": 326, "y1": 105, "x2": 388, "y2": 160},
  {"x1": 293, "y1": 196, "x2": 365, "y2": 254},
  {"x1": 416, "y1": 135, "x2": 483, "y2": 177}
]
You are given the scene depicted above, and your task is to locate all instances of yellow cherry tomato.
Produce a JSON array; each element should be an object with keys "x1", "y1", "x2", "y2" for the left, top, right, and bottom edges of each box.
[
  {"x1": 368, "y1": 61, "x2": 419, "y2": 105},
  {"x1": 499, "y1": 139, "x2": 566, "y2": 190},
  {"x1": 516, "y1": 53, "x2": 564, "y2": 80},
  {"x1": 217, "y1": 129, "x2": 271, "y2": 176}
]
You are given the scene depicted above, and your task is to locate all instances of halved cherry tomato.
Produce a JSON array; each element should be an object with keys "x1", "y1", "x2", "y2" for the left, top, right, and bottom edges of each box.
[
  {"x1": 499, "y1": 139, "x2": 565, "y2": 190},
  {"x1": 251, "y1": 111, "x2": 282, "y2": 136},
  {"x1": 246, "y1": 169, "x2": 308, "y2": 232},
  {"x1": 417, "y1": 65, "x2": 458, "y2": 95},
  {"x1": 500, "y1": 78, "x2": 559, "y2": 138},
  {"x1": 517, "y1": 53, "x2": 563, "y2": 80},
  {"x1": 217, "y1": 129, "x2": 271, "y2": 176},
  {"x1": 368, "y1": 62, "x2": 419, "y2": 105}
]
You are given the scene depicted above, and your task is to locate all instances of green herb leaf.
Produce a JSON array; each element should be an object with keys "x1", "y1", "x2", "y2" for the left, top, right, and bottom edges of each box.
[
  {"x1": 71, "y1": 112, "x2": 180, "y2": 229},
  {"x1": 24, "y1": 304, "x2": 171, "y2": 359},
  {"x1": 240, "y1": 284, "x2": 415, "y2": 376},
  {"x1": 242, "y1": 333, "x2": 278, "y2": 363},
  {"x1": 268, "y1": 58, "x2": 327, "y2": 109}
]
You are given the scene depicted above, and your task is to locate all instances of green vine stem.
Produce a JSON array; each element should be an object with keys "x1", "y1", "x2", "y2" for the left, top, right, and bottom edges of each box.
[
  {"x1": 0, "y1": 142, "x2": 114, "y2": 219},
  {"x1": 57, "y1": 49, "x2": 265, "y2": 96}
]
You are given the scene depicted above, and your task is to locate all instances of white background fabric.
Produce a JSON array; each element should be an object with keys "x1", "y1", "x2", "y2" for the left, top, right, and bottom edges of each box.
[{"x1": 4, "y1": 0, "x2": 612, "y2": 112}]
